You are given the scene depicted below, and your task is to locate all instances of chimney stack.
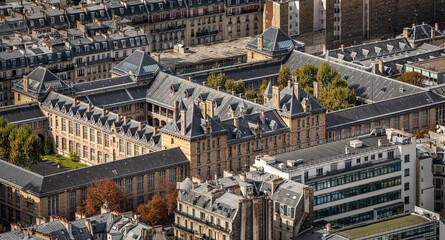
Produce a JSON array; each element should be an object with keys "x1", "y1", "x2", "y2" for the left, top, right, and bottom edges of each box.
[
  {"x1": 260, "y1": 109, "x2": 265, "y2": 124},
  {"x1": 124, "y1": 116, "x2": 128, "y2": 125},
  {"x1": 378, "y1": 139, "x2": 382, "y2": 147},
  {"x1": 153, "y1": 126, "x2": 158, "y2": 135},
  {"x1": 257, "y1": 35, "x2": 263, "y2": 50},
  {"x1": 234, "y1": 116, "x2": 239, "y2": 129},
  {"x1": 378, "y1": 60, "x2": 384, "y2": 73},
  {"x1": 341, "y1": 44, "x2": 344, "y2": 52},
  {"x1": 287, "y1": 80, "x2": 292, "y2": 89},
  {"x1": 88, "y1": 103, "x2": 92, "y2": 112},
  {"x1": 173, "y1": 101, "x2": 179, "y2": 120},
  {"x1": 345, "y1": 146, "x2": 350, "y2": 154},
  {"x1": 402, "y1": 28, "x2": 409, "y2": 38},
  {"x1": 322, "y1": 44, "x2": 327, "y2": 54},
  {"x1": 294, "y1": 80, "x2": 299, "y2": 98},
  {"x1": 272, "y1": 86, "x2": 280, "y2": 109},
  {"x1": 181, "y1": 109, "x2": 186, "y2": 135},
  {"x1": 23, "y1": 76, "x2": 29, "y2": 92},
  {"x1": 206, "y1": 99, "x2": 214, "y2": 118},
  {"x1": 73, "y1": 96, "x2": 77, "y2": 106},
  {"x1": 431, "y1": 27, "x2": 435, "y2": 38},
  {"x1": 154, "y1": 54, "x2": 161, "y2": 63},
  {"x1": 188, "y1": 76, "x2": 192, "y2": 81},
  {"x1": 435, "y1": 23, "x2": 439, "y2": 31},
  {"x1": 313, "y1": 81, "x2": 319, "y2": 100}
]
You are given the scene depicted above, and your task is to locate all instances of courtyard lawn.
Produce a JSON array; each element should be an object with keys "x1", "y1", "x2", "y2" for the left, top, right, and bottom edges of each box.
[{"x1": 43, "y1": 154, "x2": 87, "y2": 169}]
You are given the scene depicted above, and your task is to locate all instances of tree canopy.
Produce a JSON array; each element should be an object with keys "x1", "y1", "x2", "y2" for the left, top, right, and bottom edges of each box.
[
  {"x1": 138, "y1": 195, "x2": 169, "y2": 226},
  {"x1": 81, "y1": 179, "x2": 128, "y2": 216},
  {"x1": 396, "y1": 72, "x2": 426, "y2": 87},
  {"x1": 0, "y1": 118, "x2": 43, "y2": 168},
  {"x1": 278, "y1": 66, "x2": 292, "y2": 89},
  {"x1": 292, "y1": 63, "x2": 356, "y2": 111}
]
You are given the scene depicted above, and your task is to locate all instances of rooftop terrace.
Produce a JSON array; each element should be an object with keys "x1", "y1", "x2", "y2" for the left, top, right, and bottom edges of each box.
[
  {"x1": 408, "y1": 56, "x2": 445, "y2": 72},
  {"x1": 158, "y1": 37, "x2": 254, "y2": 69},
  {"x1": 337, "y1": 214, "x2": 429, "y2": 239}
]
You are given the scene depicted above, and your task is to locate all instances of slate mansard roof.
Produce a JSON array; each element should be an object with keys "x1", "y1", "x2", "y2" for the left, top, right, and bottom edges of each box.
[
  {"x1": 0, "y1": 104, "x2": 46, "y2": 124},
  {"x1": 41, "y1": 91, "x2": 162, "y2": 148},
  {"x1": 264, "y1": 82, "x2": 326, "y2": 118},
  {"x1": 12, "y1": 67, "x2": 74, "y2": 99},
  {"x1": 111, "y1": 50, "x2": 163, "y2": 81},
  {"x1": 0, "y1": 147, "x2": 188, "y2": 197},
  {"x1": 246, "y1": 27, "x2": 304, "y2": 56},
  {"x1": 284, "y1": 50, "x2": 425, "y2": 102}
]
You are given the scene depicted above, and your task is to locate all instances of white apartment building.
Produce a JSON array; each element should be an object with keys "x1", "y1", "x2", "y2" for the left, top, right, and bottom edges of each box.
[{"x1": 253, "y1": 129, "x2": 417, "y2": 226}]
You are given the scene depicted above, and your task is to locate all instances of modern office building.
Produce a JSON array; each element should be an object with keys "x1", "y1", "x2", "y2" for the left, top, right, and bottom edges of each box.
[
  {"x1": 296, "y1": 207, "x2": 445, "y2": 240},
  {"x1": 253, "y1": 128, "x2": 417, "y2": 226}
]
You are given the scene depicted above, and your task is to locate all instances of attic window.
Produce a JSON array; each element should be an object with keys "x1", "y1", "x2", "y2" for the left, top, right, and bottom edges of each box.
[
  {"x1": 184, "y1": 88, "x2": 194, "y2": 98},
  {"x1": 159, "y1": 3, "x2": 163, "y2": 9},
  {"x1": 171, "y1": 83, "x2": 180, "y2": 92}
]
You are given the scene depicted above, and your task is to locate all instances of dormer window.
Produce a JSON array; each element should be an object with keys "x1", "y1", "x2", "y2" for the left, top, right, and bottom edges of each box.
[
  {"x1": 39, "y1": 19, "x2": 44, "y2": 25},
  {"x1": 80, "y1": 13, "x2": 84, "y2": 20},
  {"x1": 159, "y1": 3, "x2": 163, "y2": 9},
  {"x1": 120, "y1": 8, "x2": 125, "y2": 14},
  {"x1": 85, "y1": 45, "x2": 90, "y2": 52},
  {"x1": 100, "y1": 10, "x2": 105, "y2": 17},
  {"x1": 60, "y1": 16, "x2": 64, "y2": 22}
]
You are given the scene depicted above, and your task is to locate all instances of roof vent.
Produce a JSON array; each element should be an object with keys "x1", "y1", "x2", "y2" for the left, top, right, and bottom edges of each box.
[
  {"x1": 278, "y1": 163, "x2": 286, "y2": 170},
  {"x1": 350, "y1": 140, "x2": 363, "y2": 148},
  {"x1": 287, "y1": 159, "x2": 303, "y2": 167}
]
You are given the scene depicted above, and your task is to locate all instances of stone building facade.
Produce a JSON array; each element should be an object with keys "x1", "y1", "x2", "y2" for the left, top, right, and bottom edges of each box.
[
  {"x1": 0, "y1": 148, "x2": 189, "y2": 226},
  {"x1": 174, "y1": 171, "x2": 313, "y2": 240}
]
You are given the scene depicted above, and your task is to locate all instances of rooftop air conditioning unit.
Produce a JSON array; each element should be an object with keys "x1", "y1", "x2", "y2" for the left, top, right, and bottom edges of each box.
[{"x1": 350, "y1": 140, "x2": 363, "y2": 148}]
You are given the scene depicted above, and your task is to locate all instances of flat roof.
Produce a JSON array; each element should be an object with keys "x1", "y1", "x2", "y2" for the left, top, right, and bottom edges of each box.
[
  {"x1": 269, "y1": 135, "x2": 392, "y2": 170},
  {"x1": 337, "y1": 215, "x2": 429, "y2": 239},
  {"x1": 408, "y1": 56, "x2": 445, "y2": 72},
  {"x1": 159, "y1": 37, "x2": 254, "y2": 69}
]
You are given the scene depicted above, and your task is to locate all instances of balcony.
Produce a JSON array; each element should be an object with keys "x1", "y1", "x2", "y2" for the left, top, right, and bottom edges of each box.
[
  {"x1": 151, "y1": 24, "x2": 186, "y2": 33},
  {"x1": 196, "y1": 30, "x2": 219, "y2": 37},
  {"x1": 174, "y1": 210, "x2": 230, "y2": 234},
  {"x1": 87, "y1": 58, "x2": 112, "y2": 66}
]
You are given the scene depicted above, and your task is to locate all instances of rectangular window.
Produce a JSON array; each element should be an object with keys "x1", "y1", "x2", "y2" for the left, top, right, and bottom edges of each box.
[
  {"x1": 83, "y1": 126, "x2": 87, "y2": 139},
  {"x1": 125, "y1": 178, "x2": 133, "y2": 192},
  {"x1": 170, "y1": 168, "x2": 176, "y2": 182},
  {"x1": 147, "y1": 173, "x2": 154, "y2": 188},
  {"x1": 134, "y1": 145, "x2": 139, "y2": 156},
  {"x1": 404, "y1": 154, "x2": 410, "y2": 163},
  {"x1": 404, "y1": 169, "x2": 410, "y2": 177},
  {"x1": 97, "y1": 132, "x2": 102, "y2": 145},
  {"x1": 90, "y1": 129, "x2": 95, "y2": 143},
  {"x1": 83, "y1": 146, "x2": 88, "y2": 158},
  {"x1": 120, "y1": 140, "x2": 124, "y2": 153},
  {"x1": 127, "y1": 142, "x2": 132, "y2": 155},
  {"x1": 404, "y1": 182, "x2": 410, "y2": 191},
  {"x1": 90, "y1": 149, "x2": 95, "y2": 161},
  {"x1": 69, "y1": 191, "x2": 76, "y2": 207},
  {"x1": 76, "y1": 123, "x2": 80, "y2": 136},
  {"x1": 68, "y1": 121, "x2": 73, "y2": 134},
  {"x1": 137, "y1": 175, "x2": 144, "y2": 191},
  {"x1": 61, "y1": 119, "x2": 66, "y2": 132},
  {"x1": 105, "y1": 134, "x2": 109, "y2": 147}
]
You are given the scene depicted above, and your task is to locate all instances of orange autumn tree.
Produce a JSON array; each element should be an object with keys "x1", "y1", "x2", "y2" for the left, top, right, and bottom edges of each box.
[
  {"x1": 138, "y1": 195, "x2": 168, "y2": 225},
  {"x1": 162, "y1": 181, "x2": 178, "y2": 215},
  {"x1": 82, "y1": 179, "x2": 128, "y2": 216}
]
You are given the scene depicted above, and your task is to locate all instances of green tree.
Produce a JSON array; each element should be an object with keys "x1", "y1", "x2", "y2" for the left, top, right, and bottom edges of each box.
[
  {"x1": 9, "y1": 125, "x2": 29, "y2": 167},
  {"x1": 0, "y1": 118, "x2": 16, "y2": 158},
  {"x1": 293, "y1": 63, "x2": 318, "y2": 88},
  {"x1": 69, "y1": 152, "x2": 80, "y2": 162},
  {"x1": 396, "y1": 72, "x2": 426, "y2": 87},
  {"x1": 316, "y1": 62, "x2": 340, "y2": 88},
  {"x1": 245, "y1": 91, "x2": 256, "y2": 100},
  {"x1": 42, "y1": 139, "x2": 53, "y2": 155},
  {"x1": 24, "y1": 135, "x2": 43, "y2": 167},
  {"x1": 278, "y1": 66, "x2": 291, "y2": 89},
  {"x1": 319, "y1": 87, "x2": 356, "y2": 111},
  {"x1": 225, "y1": 79, "x2": 244, "y2": 94},
  {"x1": 208, "y1": 73, "x2": 228, "y2": 90},
  {"x1": 256, "y1": 80, "x2": 269, "y2": 103}
]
